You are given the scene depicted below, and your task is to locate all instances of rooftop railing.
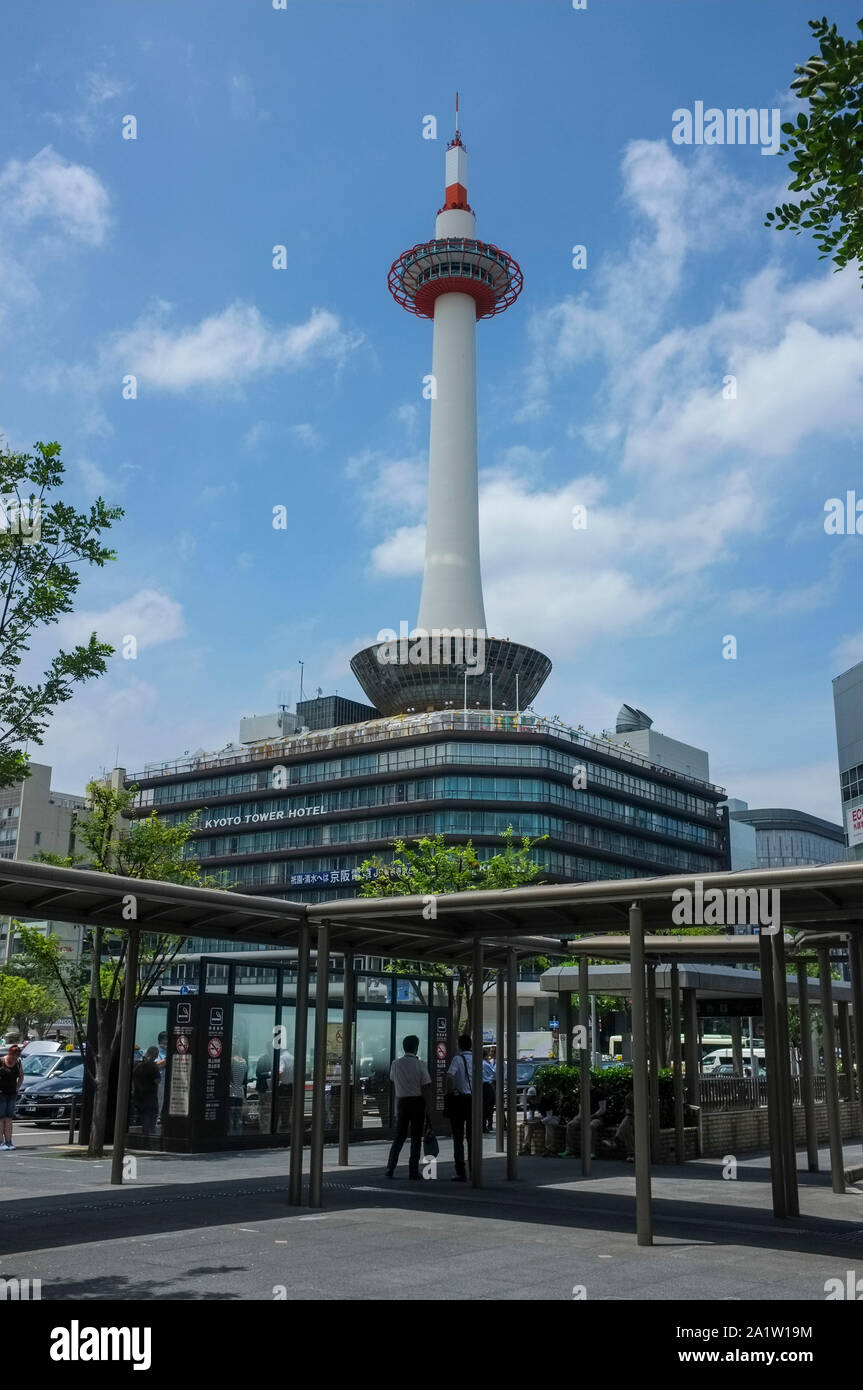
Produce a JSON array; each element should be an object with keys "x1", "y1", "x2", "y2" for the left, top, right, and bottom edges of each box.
[{"x1": 127, "y1": 710, "x2": 726, "y2": 797}]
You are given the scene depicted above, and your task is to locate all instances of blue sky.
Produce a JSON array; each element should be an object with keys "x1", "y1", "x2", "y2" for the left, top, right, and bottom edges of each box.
[{"x1": 1, "y1": 0, "x2": 860, "y2": 821}]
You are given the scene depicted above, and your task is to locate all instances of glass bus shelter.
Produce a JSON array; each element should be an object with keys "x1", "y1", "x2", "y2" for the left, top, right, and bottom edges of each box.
[{"x1": 133, "y1": 956, "x2": 452, "y2": 1151}]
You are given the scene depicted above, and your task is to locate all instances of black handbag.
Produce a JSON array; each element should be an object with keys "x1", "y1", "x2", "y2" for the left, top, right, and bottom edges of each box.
[{"x1": 423, "y1": 1122, "x2": 439, "y2": 1158}]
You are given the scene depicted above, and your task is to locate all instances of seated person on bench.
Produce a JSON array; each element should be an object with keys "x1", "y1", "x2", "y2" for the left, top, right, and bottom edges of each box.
[{"x1": 561, "y1": 1098, "x2": 607, "y2": 1158}]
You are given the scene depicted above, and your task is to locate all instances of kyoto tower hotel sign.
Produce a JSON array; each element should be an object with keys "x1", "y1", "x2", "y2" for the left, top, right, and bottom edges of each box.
[{"x1": 351, "y1": 118, "x2": 551, "y2": 717}]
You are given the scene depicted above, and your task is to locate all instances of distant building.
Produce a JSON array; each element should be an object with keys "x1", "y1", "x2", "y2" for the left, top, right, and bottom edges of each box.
[
  {"x1": 833, "y1": 657, "x2": 863, "y2": 862},
  {"x1": 0, "y1": 761, "x2": 85, "y2": 863},
  {"x1": 722, "y1": 799, "x2": 758, "y2": 871},
  {"x1": 0, "y1": 762, "x2": 87, "y2": 962},
  {"x1": 727, "y1": 802, "x2": 846, "y2": 869}
]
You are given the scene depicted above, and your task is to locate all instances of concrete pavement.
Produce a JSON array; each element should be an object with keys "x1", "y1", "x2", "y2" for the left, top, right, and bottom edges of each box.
[{"x1": 1, "y1": 1129, "x2": 862, "y2": 1300}]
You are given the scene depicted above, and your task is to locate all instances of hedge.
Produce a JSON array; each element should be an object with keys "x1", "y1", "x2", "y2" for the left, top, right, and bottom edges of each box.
[{"x1": 532, "y1": 1064, "x2": 676, "y2": 1127}]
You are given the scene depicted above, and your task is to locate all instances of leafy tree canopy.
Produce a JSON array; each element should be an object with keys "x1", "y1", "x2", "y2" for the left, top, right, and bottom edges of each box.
[
  {"x1": 766, "y1": 16, "x2": 863, "y2": 278},
  {"x1": 0, "y1": 440, "x2": 122, "y2": 788}
]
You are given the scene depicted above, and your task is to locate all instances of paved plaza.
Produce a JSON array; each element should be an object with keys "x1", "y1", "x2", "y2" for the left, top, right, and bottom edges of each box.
[{"x1": 1, "y1": 1129, "x2": 862, "y2": 1301}]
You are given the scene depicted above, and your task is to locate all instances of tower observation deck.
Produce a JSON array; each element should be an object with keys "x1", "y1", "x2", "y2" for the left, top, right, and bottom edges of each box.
[{"x1": 352, "y1": 119, "x2": 551, "y2": 717}]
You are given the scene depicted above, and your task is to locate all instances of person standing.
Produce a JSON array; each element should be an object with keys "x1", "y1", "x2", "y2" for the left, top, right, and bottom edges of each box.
[
  {"x1": 229, "y1": 1049, "x2": 248, "y2": 1133},
  {"x1": 386, "y1": 1035, "x2": 433, "y2": 1180},
  {"x1": 481, "y1": 1050, "x2": 496, "y2": 1132},
  {"x1": 0, "y1": 1044, "x2": 23, "y2": 1149},
  {"x1": 131, "y1": 1046, "x2": 161, "y2": 1138},
  {"x1": 446, "y1": 1032, "x2": 474, "y2": 1181}
]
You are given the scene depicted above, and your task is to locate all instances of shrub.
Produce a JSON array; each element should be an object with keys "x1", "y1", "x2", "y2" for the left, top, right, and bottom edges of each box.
[{"x1": 533, "y1": 1064, "x2": 676, "y2": 1126}]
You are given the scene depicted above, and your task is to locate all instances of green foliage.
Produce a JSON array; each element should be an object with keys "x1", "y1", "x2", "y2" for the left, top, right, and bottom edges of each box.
[
  {"x1": 766, "y1": 17, "x2": 863, "y2": 278},
  {"x1": 13, "y1": 924, "x2": 88, "y2": 1049},
  {"x1": 0, "y1": 971, "x2": 60, "y2": 1038},
  {"x1": 359, "y1": 828, "x2": 547, "y2": 1028},
  {"x1": 533, "y1": 1063, "x2": 676, "y2": 1127},
  {"x1": 358, "y1": 827, "x2": 546, "y2": 898},
  {"x1": 0, "y1": 440, "x2": 123, "y2": 788}
]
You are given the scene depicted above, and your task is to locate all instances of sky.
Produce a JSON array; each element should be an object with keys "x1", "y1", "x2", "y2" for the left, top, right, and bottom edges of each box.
[{"x1": 0, "y1": 0, "x2": 860, "y2": 823}]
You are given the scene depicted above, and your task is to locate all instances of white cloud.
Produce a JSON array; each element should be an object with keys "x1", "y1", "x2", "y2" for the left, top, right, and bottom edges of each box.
[
  {"x1": 43, "y1": 67, "x2": 127, "y2": 140},
  {"x1": 60, "y1": 588, "x2": 186, "y2": 652},
  {"x1": 289, "y1": 423, "x2": 321, "y2": 447},
  {"x1": 230, "y1": 74, "x2": 269, "y2": 124},
  {"x1": 346, "y1": 449, "x2": 427, "y2": 521},
  {"x1": 77, "y1": 457, "x2": 110, "y2": 494},
  {"x1": 107, "y1": 302, "x2": 360, "y2": 392},
  {"x1": 832, "y1": 629, "x2": 863, "y2": 676},
  {"x1": 0, "y1": 146, "x2": 110, "y2": 245}
]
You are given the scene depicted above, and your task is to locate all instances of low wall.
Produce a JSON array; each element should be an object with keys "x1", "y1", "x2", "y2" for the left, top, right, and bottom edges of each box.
[
  {"x1": 700, "y1": 1100, "x2": 859, "y2": 1157},
  {"x1": 517, "y1": 1103, "x2": 860, "y2": 1162}
]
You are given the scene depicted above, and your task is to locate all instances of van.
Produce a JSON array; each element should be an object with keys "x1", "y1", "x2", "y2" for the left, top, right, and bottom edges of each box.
[{"x1": 701, "y1": 1047, "x2": 765, "y2": 1075}]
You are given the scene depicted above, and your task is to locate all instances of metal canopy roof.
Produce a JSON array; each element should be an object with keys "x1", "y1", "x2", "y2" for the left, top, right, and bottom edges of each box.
[
  {"x1": 540, "y1": 961, "x2": 854, "y2": 1005},
  {"x1": 0, "y1": 858, "x2": 861, "y2": 969},
  {"x1": 307, "y1": 860, "x2": 863, "y2": 940}
]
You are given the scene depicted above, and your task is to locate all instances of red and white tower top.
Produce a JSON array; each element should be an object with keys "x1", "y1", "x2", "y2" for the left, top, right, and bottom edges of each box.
[{"x1": 388, "y1": 113, "x2": 523, "y2": 321}]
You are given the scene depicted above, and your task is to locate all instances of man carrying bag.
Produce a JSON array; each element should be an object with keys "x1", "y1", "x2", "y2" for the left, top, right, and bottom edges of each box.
[
  {"x1": 386, "y1": 1034, "x2": 434, "y2": 1180},
  {"x1": 445, "y1": 1032, "x2": 474, "y2": 1182}
]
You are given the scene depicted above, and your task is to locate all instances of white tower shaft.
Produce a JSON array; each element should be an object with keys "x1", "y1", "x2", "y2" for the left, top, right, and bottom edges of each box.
[
  {"x1": 417, "y1": 144, "x2": 486, "y2": 634},
  {"x1": 419, "y1": 290, "x2": 486, "y2": 633}
]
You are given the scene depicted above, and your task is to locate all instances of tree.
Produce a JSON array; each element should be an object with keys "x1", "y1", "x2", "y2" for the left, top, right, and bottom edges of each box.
[
  {"x1": 10, "y1": 926, "x2": 87, "y2": 1047},
  {"x1": 766, "y1": 17, "x2": 863, "y2": 279},
  {"x1": 0, "y1": 439, "x2": 122, "y2": 788},
  {"x1": 359, "y1": 829, "x2": 547, "y2": 1032},
  {"x1": 24, "y1": 779, "x2": 216, "y2": 1156},
  {"x1": 0, "y1": 971, "x2": 60, "y2": 1039}
]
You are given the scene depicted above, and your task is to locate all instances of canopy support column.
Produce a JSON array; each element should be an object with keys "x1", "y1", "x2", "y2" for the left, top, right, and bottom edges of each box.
[
  {"x1": 288, "y1": 923, "x2": 311, "y2": 1206},
  {"x1": 110, "y1": 925, "x2": 139, "y2": 1187},
  {"x1": 682, "y1": 988, "x2": 699, "y2": 1107},
  {"x1": 730, "y1": 1017, "x2": 744, "y2": 1078},
  {"x1": 772, "y1": 930, "x2": 799, "y2": 1217},
  {"x1": 579, "y1": 955, "x2": 591, "y2": 1176},
  {"x1": 647, "y1": 963, "x2": 660, "y2": 1162},
  {"x1": 495, "y1": 968, "x2": 505, "y2": 1153},
  {"x1": 818, "y1": 945, "x2": 845, "y2": 1194},
  {"x1": 309, "y1": 921, "x2": 330, "y2": 1209},
  {"x1": 670, "y1": 962, "x2": 685, "y2": 1165},
  {"x1": 629, "y1": 902, "x2": 652, "y2": 1246},
  {"x1": 838, "y1": 1000, "x2": 853, "y2": 1107},
  {"x1": 471, "y1": 936, "x2": 484, "y2": 1188},
  {"x1": 848, "y1": 934, "x2": 863, "y2": 1153},
  {"x1": 338, "y1": 948, "x2": 354, "y2": 1167},
  {"x1": 759, "y1": 927, "x2": 787, "y2": 1217},
  {"x1": 797, "y1": 959, "x2": 819, "y2": 1172},
  {"x1": 506, "y1": 947, "x2": 518, "y2": 1180}
]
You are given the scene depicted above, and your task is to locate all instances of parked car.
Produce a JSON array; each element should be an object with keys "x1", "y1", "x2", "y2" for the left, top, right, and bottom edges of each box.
[
  {"x1": 16, "y1": 1064, "x2": 85, "y2": 1126},
  {"x1": 702, "y1": 1047, "x2": 765, "y2": 1075},
  {"x1": 19, "y1": 1040, "x2": 63, "y2": 1057},
  {"x1": 21, "y1": 1050, "x2": 82, "y2": 1081},
  {"x1": 504, "y1": 1059, "x2": 548, "y2": 1108}
]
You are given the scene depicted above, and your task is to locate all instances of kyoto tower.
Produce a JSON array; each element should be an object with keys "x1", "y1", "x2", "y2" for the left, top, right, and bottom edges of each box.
[{"x1": 352, "y1": 110, "x2": 551, "y2": 716}]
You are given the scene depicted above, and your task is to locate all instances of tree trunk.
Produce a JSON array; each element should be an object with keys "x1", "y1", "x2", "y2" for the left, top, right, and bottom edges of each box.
[{"x1": 87, "y1": 1046, "x2": 111, "y2": 1158}]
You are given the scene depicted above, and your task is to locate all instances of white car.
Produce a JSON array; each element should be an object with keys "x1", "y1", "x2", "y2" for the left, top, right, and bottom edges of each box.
[{"x1": 702, "y1": 1047, "x2": 765, "y2": 1074}]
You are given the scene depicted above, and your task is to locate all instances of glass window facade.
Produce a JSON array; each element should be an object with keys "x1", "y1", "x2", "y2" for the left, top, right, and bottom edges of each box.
[{"x1": 128, "y1": 725, "x2": 729, "y2": 915}]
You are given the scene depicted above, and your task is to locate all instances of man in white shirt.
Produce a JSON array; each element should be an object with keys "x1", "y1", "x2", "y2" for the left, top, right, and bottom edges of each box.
[
  {"x1": 446, "y1": 1032, "x2": 474, "y2": 1181},
  {"x1": 386, "y1": 1035, "x2": 433, "y2": 1180}
]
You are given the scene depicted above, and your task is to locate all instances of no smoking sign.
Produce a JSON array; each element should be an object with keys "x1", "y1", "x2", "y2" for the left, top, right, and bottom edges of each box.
[{"x1": 207, "y1": 1037, "x2": 223, "y2": 1059}]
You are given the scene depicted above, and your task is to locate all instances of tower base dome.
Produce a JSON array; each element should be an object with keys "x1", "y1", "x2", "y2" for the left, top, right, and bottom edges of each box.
[{"x1": 350, "y1": 636, "x2": 551, "y2": 717}]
